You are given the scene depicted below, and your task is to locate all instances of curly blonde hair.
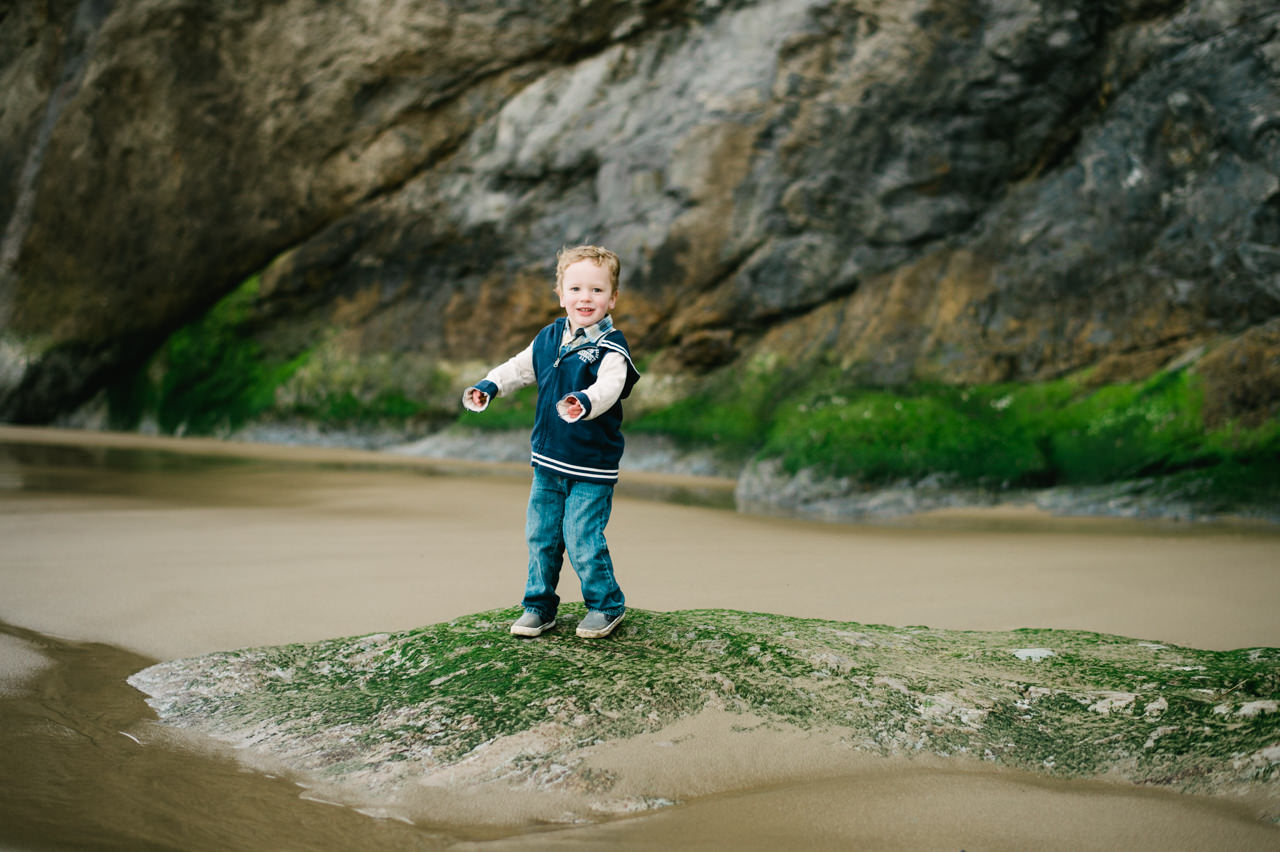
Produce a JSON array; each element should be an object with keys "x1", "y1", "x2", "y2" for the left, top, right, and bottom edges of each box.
[{"x1": 555, "y1": 245, "x2": 620, "y2": 292}]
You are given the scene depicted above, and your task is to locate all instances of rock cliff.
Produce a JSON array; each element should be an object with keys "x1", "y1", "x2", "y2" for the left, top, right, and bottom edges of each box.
[{"x1": 2, "y1": 0, "x2": 1278, "y2": 432}]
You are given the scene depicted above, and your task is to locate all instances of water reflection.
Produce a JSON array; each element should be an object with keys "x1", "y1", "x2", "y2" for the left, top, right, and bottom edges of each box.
[
  {"x1": 0, "y1": 441, "x2": 253, "y2": 500},
  {"x1": 0, "y1": 437, "x2": 737, "y2": 512}
]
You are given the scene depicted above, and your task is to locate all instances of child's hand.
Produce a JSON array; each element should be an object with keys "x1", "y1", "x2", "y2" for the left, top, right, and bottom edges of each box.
[
  {"x1": 558, "y1": 394, "x2": 585, "y2": 421},
  {"x1": 465, "y1": 388, "x2": 489, "y2": 410}
]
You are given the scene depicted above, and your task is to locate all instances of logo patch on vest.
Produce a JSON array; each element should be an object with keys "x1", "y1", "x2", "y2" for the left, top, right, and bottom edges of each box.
[{"x1": 577, "y1": 348, "x2": 600, "y2": 364}]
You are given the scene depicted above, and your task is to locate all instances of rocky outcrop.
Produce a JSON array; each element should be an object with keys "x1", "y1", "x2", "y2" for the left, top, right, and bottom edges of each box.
[
  {"x1": 2, "y1": 0, "x2": 1279, "y2": 423},
  {"x1": 129, "y1": 606, "x2": 1280, "y2": 824},
  {"x1": 734, "y1": 455, "x2": 1280, "y2": 523}
]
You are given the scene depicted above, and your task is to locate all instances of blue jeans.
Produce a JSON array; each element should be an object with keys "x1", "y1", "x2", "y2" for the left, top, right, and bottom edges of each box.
[{"x1": 522, "y1": 467, "x2": 625, "y2": 620}]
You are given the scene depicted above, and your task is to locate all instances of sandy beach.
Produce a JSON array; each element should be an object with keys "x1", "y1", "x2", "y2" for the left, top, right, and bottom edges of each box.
[{"x1": 1, "y1": 425, "x2": 1278, "y2": 850}]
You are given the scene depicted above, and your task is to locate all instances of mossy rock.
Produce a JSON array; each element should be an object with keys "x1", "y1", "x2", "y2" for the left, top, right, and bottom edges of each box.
[{"x1": 130, "y1": 607, "x2": 1280, "y2": 819}]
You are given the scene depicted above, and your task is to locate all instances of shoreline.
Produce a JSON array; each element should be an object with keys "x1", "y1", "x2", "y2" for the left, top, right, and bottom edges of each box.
[
  {"x1": 0, "y1": 423, "x2": 737, "y2": 503},
  {"x1": 5, "y1": 423, "x2": 1276, "y2": 531}
]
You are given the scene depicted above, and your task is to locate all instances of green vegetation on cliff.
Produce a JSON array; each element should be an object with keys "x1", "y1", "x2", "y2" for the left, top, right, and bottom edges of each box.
[
  {"x1": 108, "y1": 276, "x2": 303, "y2": 435},
  {"x1": 631, "y1": 360, "x2": 1280, "y2": 507},
  {"x1": 106, "y1": 276, "x2": 450, "y2": 436},
  {"x1": 105, "y1": 275, "x2": 1276, "y2": 516}
]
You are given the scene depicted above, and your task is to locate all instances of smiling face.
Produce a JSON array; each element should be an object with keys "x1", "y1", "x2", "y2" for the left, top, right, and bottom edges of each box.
[{"x1": 558, "y1": 259, "x2": 617, "y2": 331}]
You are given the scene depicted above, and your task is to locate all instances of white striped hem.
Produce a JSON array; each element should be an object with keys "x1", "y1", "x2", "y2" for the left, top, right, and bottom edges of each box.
[{"x1": 531, "y1": 452, "x2": 619, "y2": 480}]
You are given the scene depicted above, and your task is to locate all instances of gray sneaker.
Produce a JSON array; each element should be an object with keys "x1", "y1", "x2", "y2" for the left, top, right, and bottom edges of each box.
[
  {"x1": 510, "y1": 611, "x2": 556, "y2": 637},
  {"x1": 576, "y1": 610, "x2": 624, "y2": 639}
]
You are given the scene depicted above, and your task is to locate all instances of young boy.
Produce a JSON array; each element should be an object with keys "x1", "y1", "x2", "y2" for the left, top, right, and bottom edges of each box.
[{"x1": 463, "y1": 245, "x2": 641, "y2": 639}]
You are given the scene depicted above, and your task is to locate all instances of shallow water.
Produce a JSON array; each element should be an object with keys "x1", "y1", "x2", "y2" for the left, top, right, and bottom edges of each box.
[
  {"x1": 3, "y1": 619, "x2": 1277, "y2": 852},
  {"x1": 0, "y1": 621, "x2": 494, "y2": 851},
  {"x1": 2, "y1": 427, "x2": 1278, "y2": 850}
]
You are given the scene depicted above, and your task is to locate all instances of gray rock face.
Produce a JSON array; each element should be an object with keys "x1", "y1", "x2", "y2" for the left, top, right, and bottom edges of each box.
[
  {"x1": 2, "y1": 0, "x2": 1278, "y2": 420},
  {"x1": 0, "y1": 0, "x2": 686, "y2": 418}
]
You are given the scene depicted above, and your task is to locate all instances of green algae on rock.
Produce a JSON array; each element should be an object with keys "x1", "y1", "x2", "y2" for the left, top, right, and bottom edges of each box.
[{"x1": 128, "y1": 606, "x2": 1280, "y2": 820}]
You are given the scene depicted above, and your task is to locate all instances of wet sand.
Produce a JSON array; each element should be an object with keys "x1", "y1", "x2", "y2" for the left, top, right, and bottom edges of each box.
[{"x1": 2, "y1": 425, "x2": 1279, "y2": 850}]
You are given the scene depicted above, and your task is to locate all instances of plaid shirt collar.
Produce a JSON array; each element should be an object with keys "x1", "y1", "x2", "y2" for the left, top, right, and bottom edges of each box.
[{"x1": 560, "y1": 315, "x2": 613, "y2": 355}]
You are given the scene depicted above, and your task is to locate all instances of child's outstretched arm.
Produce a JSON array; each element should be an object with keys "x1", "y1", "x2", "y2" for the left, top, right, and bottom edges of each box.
[{"x1": 463, "y1": 342, "x2": 536, "y2": 413}]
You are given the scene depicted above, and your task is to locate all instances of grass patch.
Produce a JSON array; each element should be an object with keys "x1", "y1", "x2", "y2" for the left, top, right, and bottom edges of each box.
[
  {"x1": 465, "y1": 385, "x2": 540, "y2": 432},
  {"x1": 629, "y1": 354, "x2": 801, "y2": 461},
  {"x1": 107, "y1": 276, "x2": 305, "y2": 435},
  {"x1": 631, "y1": 361, "x2": 1279, "y2": 501},
  {"x1": 761, "y1": 386, "x2": 1048, "y2": 484},
  {"x1": 277, "y1": 386, "x2": 439, "y2": 429},
  {"x1": 107, "y1": 276, "x2": 452, "y2": 436}
]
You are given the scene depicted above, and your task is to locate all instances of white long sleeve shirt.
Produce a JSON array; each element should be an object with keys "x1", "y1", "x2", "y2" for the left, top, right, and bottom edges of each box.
[{"x1": 463, "y1": 320, "x2": 629, "y2": 421}]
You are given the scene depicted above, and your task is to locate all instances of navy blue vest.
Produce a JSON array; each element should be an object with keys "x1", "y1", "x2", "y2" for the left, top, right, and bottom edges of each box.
[{"x1": 528, "y1": 318, "x2": 640, "y2": 484}]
